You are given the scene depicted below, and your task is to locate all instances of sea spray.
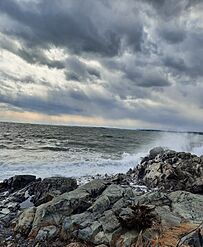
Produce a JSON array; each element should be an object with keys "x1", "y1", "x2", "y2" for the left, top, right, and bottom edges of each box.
[{"x1": 0, "y1": 122, "x2": 203, "y2": 180}]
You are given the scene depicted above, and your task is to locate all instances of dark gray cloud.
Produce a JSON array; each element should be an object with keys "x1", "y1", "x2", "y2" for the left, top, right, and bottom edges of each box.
[
  {"x1": 163, "y1": 56, "x2": 187, "y2": 73},
  {"x1": 146, "y1": 0, "x2": 202, "y2": 19},
  {"x1": 0, "y1": 36, "x2": 65, "y2": 69},
  {"x1": 0, "y1": 0, "x2": 203, "y2": 131},
  {"x1": 137, "y1": 74, "x2": 171, "y2": 87},
  {"x1": 18, "y1": 48, "x2": 65, "y2": 69},
  {"x1": 158, "y1": 26, "x2": 186, "y2": 44},
  {"x1": 64, "y1": 57, "x2": 101, "y2": 82},
  {"x1": 0, "y1": 0, "x2": 143, "y2": 57}
]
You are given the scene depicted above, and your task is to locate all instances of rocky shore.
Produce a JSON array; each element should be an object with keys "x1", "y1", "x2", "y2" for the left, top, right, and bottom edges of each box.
[{"x1": 0, "y1": 148, "x2": 203, "y2": 247}]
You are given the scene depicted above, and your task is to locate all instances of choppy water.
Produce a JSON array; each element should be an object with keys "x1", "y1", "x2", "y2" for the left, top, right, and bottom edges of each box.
[{"x1": 0, "y1": 122, "x2": 203, "y2": 180}]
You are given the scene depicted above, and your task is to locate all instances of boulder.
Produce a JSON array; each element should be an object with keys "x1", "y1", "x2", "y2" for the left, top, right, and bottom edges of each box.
[
  {"x1": 15, "y1": 180, "x2": 107, "y2": 238},
  {"x1": 2, "y1": 175, "x2": 36, "y2": 192},
  {"x1": 14, "y1": 207, "x2": 36, "y2": 236},
  {"x1": 89, "y1": 184, "x2": 125, "y2": 213},
  {"x1": 35, "y1": 225, "x2": 59, "y2": 241},
  {"x1": 28, "y1": 177, "x2": 78, "y2": 206},
  {"x1": 99, "y1": 210, "x2": 120, "y2": 233},
  {"x1": 154, "y1": 206, "x2": 182, "y2": 228},
  {"x1": 168, "y1": 191, "x2": 203, "y2": 224},
  {"x1": 62, "y1": 211, "x2": 96, "y2": 240},
  {"x1": 29, "y1": 188, "x2": 91, "y2": 238},
  {"x1": 138, "y1": 191, "x2": 172, "y2": 207},
  {"x1": 149, "y1": 147, "x2": 164, "y2": 159}
]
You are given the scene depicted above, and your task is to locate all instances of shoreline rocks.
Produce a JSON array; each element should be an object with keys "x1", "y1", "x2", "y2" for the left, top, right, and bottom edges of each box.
[
  {"x1": 0, "y1": 148, "x2": 203, "y2": 246},
  {"x1": 28, "y1": 177, "x2": 78, "y2": 206},
  {"x1": 129, "y1": 148, "x2": 203, "y2": 194}
]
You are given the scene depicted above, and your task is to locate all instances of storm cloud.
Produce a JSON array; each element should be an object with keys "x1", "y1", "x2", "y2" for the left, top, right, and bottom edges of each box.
[{"x1": 0, "y1": 0, "x2": 203, "y2": 131}]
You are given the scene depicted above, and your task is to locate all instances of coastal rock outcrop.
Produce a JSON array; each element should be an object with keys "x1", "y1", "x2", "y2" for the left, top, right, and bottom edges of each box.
[
  {"x1": 1, "y1": 149, "x2": 203, "y2": 246},
  {"x1": 14, "y1": 183, "x2": 203, "y2": 246},
  {"x1": 132, "y1": 148, "x2": 203, "y2": 194}
]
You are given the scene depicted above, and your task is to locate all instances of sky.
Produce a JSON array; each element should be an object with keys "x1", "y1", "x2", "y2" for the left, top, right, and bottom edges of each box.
[{"x1": 0, "y1": 0, "x2": 203, "y2": 131}]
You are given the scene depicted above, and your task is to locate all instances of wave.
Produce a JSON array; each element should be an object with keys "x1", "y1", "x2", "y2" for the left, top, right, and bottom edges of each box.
[
  {"x1": 40, "y1": 146, "x2": 70, "y2": 152},
  {"x1": 0, "y1": 131, "x2": 202, "y2": 181},
  {"x1": 146, "y1": 132, "x2": 203, "y2": 156},
  {"x1": 0, "y1": 144, "x2": 8, "y2": 149},
  {"x1": 0, "y1": 144, "x2": 26, "y2": 150},
  {"x1": 0, "y1": 152, "x2": 143, "y2": 181},
  {"x1": 100, "y1": 134, "x2": 114, "y2": 138}
]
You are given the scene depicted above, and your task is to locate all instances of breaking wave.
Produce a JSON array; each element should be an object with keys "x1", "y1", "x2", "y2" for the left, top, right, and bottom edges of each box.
[{"x1": 0, "y1": 124, "x2": 203, "y2": 181}]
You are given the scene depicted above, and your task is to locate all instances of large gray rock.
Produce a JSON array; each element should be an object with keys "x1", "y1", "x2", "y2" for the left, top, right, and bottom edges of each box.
[
  {"x1": 101, "y1": 184, "x2": 125, "y2": 204},
  {"x1": 35, "y1": 225, "x2": 59, "y2": 241},
  {"x1": 89, "y1": 184, "x2": 125, "y2": 213},
  {"x1": 149, "y1": 147, "x2": 164, "y2": 159},
  {"x1": 138, "y1": 191, "x2": 172, "y2": 207},
  {"x1": 14, "y1": 207, "x2": 36, "y2": 236},
  {"x1": 134, "y1": 149, "x2": 203, "y2": 194},
  {"x1": 15, "y1": 179, "x2": 107, "y2": 238},
  {"x1": 139, "y1": 190, "x2": 203, "y2": 225},
  {"x1": 61, "y1": 184, "x2": 135, "y2": 245},
  {"x1": 99, "y1": 210, "x2": 120, "y2": 233},
  {"x1": 29, "y1": 188, "x2": 91, "y2": 237},
  {"x1": 28, "y1": 177, "x2": 78, "y2": 206},
  {"x1": 168, "y1": 191, "x2": 203, "y2": 224},
  {"x1": 1, "y1": 175, "x2": 36, "y2": 192}
]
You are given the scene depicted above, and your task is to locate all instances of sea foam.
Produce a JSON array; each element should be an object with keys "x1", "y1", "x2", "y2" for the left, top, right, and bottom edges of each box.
[{"x1": 0, "y1": 131, "x2": 202, "y2": 181}]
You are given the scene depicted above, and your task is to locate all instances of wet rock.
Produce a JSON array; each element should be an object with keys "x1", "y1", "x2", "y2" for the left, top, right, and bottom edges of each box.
[
  {"x1": 28, "y1": 177, "x2": 78, "y2": 206},
  {"x1": 11, "y1": 153, "x2": 203, "y2": 247},
  {"x1": 89, "y1": 184, "x2": 125, "y2": 214},
  {"x1": 138, "y1": 191, "x2": 172, "y2": 207},
  {"x1": 1, "y1": 175, "x2": 36, "y2": 192},
  {"x1": 149, "y1": 147, "x2": 164, "y2": 159},
  {"x1": 154, "y1": 205, "x2": 182, "y2": 228},
  {"x1": 99, "y1": 210, "x2": 120, "y2": 233},
  {"x1": 134, "y1": 149, "x2": 203, "y2": 194},
  {"x1": 36, "y1": 225, "x2": 59, "y2": 241},
  {"x1": 25, "y1": 180, "x2": 107, "y2": 238},
  {"x1": 14, "y1": 207, "x2": 36, "y2": 236}
]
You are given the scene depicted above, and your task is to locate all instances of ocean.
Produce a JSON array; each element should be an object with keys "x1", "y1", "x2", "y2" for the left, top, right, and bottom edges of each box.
[{"x1": 0, "y1": 122, "x2": 203, "y2": 181}]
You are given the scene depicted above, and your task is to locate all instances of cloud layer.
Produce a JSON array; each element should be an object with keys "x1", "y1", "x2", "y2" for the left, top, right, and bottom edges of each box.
[{"x1": 0, "y1": 0, "x2": 203, "y2": 131}]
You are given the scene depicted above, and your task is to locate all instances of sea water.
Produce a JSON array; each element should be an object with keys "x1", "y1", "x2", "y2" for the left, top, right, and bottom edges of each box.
[{"x1": 0, "y1": 122, "x2": 203, "y2": 181}]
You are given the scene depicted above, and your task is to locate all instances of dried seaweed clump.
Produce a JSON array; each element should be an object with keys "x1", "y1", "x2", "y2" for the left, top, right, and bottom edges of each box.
[{"x1": 118, "y1": 203, "x2": 161, "y2": 231}]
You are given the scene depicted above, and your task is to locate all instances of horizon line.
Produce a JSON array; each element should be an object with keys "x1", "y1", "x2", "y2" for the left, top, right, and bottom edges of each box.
[{"x1": 0, "y1": 120, "x2": 203, "y2": 135}]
